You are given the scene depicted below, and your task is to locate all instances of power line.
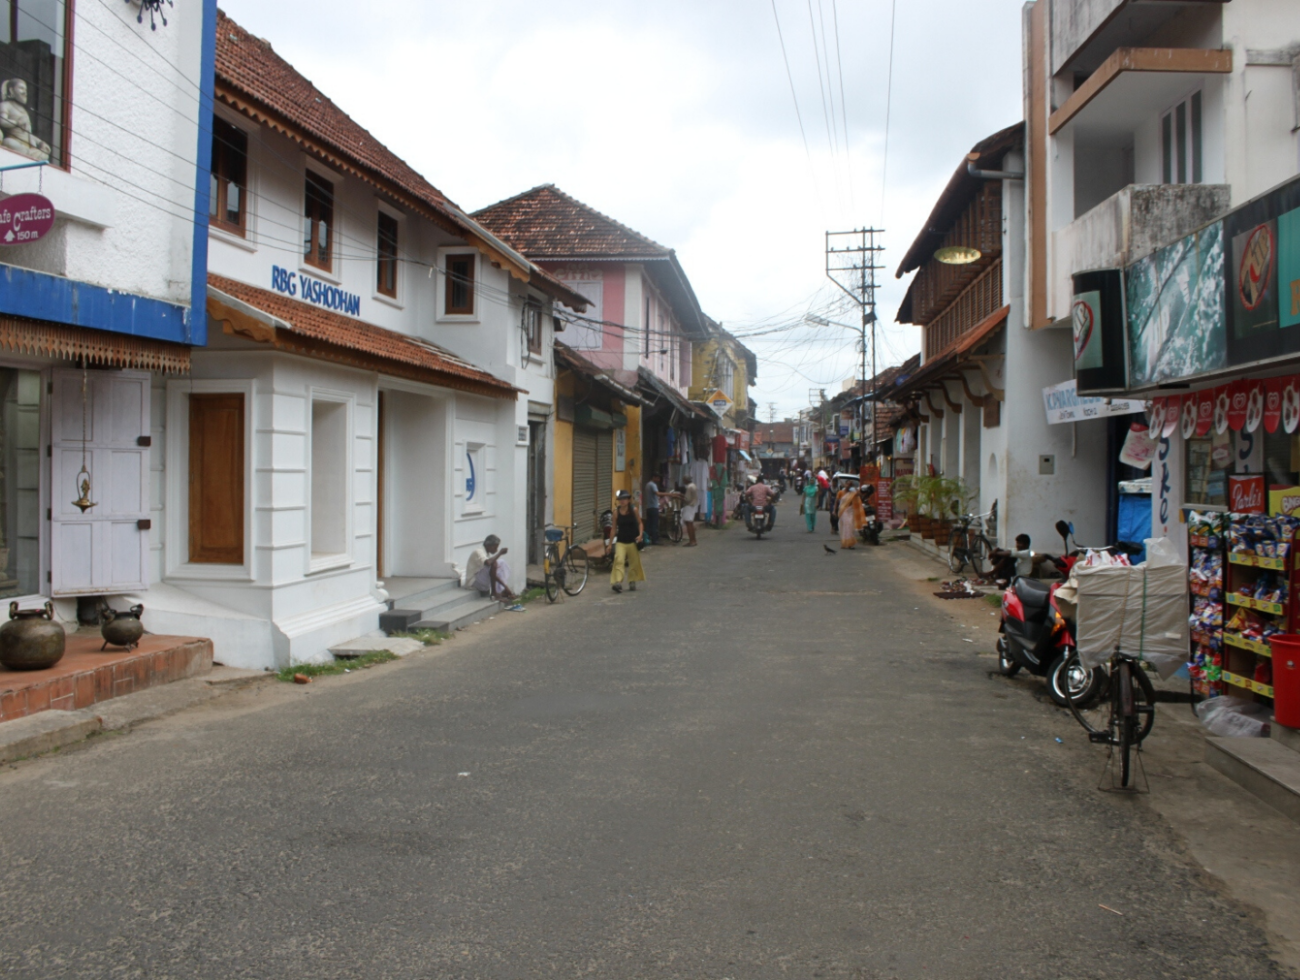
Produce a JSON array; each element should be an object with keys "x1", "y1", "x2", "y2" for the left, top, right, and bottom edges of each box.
[
  {"x1": 879, "y1": 0, "x2": 898, "y2": 225},
  {"x1": 830, "y1": 0, "x2": 854, "y2": 211},
  {"x1": 769, "y1": 0, "x2": 815, "y2": 177}
]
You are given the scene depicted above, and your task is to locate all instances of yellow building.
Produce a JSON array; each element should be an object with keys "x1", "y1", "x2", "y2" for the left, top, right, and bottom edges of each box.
[{"x1": 689, "y1": 321, "x2": 756, "y2": 433}]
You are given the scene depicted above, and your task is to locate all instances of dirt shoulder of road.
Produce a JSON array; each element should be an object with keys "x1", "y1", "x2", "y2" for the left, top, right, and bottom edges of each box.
[{"x1": 877, "y1": 537, "x2": 1300, "y2": 977}]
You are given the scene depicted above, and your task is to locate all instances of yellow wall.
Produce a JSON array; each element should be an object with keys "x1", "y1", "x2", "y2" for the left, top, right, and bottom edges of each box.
[
  {"x1": 617, "y1": 402, "x2": 642, "y2": 500},
  {"x1": 552, "y1": 373, "x2": 574, "y2": 533},
  {"x1": 690, "y1": 336, "x2": 751, "y2": 430}
]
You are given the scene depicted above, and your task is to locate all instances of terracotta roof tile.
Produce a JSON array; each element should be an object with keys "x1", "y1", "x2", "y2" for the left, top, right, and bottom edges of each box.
[
  {"x1": 216, "y1": 11, "x2": 462, "y2": 220},
  {"x1": 208, "y1": 274, "x2": 515, "y2": 397},
  {"x1": 472, "y1": 185, "x2": 672, "y2": 260}
]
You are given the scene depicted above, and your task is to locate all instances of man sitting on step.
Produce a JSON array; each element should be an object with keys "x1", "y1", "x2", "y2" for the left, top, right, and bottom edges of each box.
[{"x1": 464, "y1": 535, "x2": 518, "y2": 604}]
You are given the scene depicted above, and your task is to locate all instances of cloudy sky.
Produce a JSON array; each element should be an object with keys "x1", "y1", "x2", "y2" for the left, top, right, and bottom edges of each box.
[{"x1": 218, "y1": 0, "x2": 1025, "y2": 418}]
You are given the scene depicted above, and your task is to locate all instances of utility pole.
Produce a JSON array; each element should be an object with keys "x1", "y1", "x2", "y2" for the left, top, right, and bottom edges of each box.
[
  {"x1": 767, "y1": 402, "x2": 777, "y2": 423},
  {"x1": 825, "y1": 228, "x2": 884, "y2": 470}
]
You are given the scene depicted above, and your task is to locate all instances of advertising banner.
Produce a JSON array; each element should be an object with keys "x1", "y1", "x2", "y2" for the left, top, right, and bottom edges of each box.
[
  {"x1": 875, "y1": 478, "x2": 893, "y2": 521},
  {"x1": 1230, "y1": 475, "x2": 1266, "y2": 514},
  {"x1": 1225, "y1": 174, "x2": 1300, "y2": 366},
  {"x1": 1127, "y1": 222, "x2": 1226, "y2": 387}
]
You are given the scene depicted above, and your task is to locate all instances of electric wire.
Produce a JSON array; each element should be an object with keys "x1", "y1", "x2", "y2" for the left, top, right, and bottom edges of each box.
[
  {"x1": 879, "y1": 0, "x2": 898, "y2": 225},
  {"x1": 829, "y1": 0, "x2": 854, "y2": 210},
  {"x1": 769, "y1": 0, "x2": 816, "y2": 183}
]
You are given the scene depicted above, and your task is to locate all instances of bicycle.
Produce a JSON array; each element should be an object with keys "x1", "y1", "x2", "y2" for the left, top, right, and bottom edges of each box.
[
  {"x1": 542, "y1": 523, "x2": 590, "y2": 603},
  {"x1": 662, "y1": 500, "x2": 684, "y2": 544},
  {"x1": 1062, "y1": 647, "x2": 1156, "y2": 789},
  {"x1": 948, "y1": 511, "x2": 994, "y2": 576}
]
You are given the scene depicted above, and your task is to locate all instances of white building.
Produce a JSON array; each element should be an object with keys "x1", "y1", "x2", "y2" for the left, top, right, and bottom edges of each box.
[
  {"x1": 138, "y1": 11, "x2": 582, "y2": 669},
  {"x1": 0, "y1": 1, "x2": 212, "y2": 620}
]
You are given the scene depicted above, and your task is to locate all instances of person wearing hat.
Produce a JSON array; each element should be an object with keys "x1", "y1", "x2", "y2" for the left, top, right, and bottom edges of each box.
[{"x1": 610, "y1": 489, "x2": 646, "y2": 593}]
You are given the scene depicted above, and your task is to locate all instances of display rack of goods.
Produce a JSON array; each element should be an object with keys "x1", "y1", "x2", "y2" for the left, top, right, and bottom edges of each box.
[
  {"x1": 1219, "y1": 514, "x2": 1299, "y2": 703},
  {"x1": 1188, "y1": 511, "x2": 1225, "y2": 699}
]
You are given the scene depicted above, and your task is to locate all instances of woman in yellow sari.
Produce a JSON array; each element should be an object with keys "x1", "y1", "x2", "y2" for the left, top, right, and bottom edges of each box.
[{"x1": 838, "y1": 484, "x2": 866, "y2": 548}]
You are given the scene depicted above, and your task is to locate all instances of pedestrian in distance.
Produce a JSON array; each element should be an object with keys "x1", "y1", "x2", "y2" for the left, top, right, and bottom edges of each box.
[
  {"x1": 680, "y1": 472, "x2": 700, "y2": 546},
  {"x1": 829, "y1": 479, "x2": 844, "y2": 535},
  {"x1": 802, "y1": 476, "x2": 817, "y2": 532},
  {"x1": 643, "y1": 474, "x2": 662, "y2": 545},
  {"x1": 610, "y1": 490, "x2": 646, "y2": 593},
  {"x1": 744, "y1": 473, "x2": 776, "y2": 528},
  {"x1": 838, "y1": 485, "x2": 867, "y2": 549}
]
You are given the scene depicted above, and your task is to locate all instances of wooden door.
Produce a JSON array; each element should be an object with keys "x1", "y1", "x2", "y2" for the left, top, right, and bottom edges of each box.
[
  {"x1": 188, "y1": 393, "x2": 245, "y2": 565},
  {"x1": 50, "y1": 370, "x2": 151, "y2": 595}
]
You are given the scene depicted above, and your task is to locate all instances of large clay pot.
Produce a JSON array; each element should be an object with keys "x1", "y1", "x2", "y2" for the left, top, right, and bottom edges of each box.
[
  {"x1": 0, "y1": 601, "x2": 66, "y2": 671},
  {"x1": 100, "y1": 603, "x2": 145, "y2": 651}
]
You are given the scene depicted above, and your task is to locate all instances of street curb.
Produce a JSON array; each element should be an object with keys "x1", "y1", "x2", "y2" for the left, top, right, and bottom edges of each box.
[{"x1": 0, "y1": 669, "x2": 274, "y2": 765}]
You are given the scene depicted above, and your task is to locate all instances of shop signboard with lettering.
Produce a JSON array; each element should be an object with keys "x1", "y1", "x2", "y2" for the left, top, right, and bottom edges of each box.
[
  {"x1": 1042, "y1": 379, "x2": 1144, "y2": 424},
  {"x1": 0, "y1": 193, "x2": 55, "y2": 246},
  {"x1": 1230, "y1": 475, "x2": 1265, "y2": 514}
]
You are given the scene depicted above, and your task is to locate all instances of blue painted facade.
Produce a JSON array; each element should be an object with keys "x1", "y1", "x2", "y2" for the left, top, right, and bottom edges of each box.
[{"x1": 0, "y1": 0, "x2": 218, "y2": 350}]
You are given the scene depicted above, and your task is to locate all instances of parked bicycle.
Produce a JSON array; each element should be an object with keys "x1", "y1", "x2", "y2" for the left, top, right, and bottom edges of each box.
[
  {"x1": 948, "y1": 509, "x2": 995, "y2": 576},
  {"x1": 661, "y1": 499, "x2": 684, "y2": 545},
  {"x1": 542, "y1": 523, "x2": 590, "y2": 603},
  {"x1": 1062, "y1": 647, "x2": 1156, "y2": 789}
]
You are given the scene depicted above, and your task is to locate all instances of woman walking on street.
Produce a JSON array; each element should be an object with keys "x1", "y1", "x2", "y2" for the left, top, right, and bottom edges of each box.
[
  {"x1": 838, "y1": 484, "x2": 866, "y2": 549},
  {"x1": 802, "y1": 478, "x2": 817, "y2": 532},
  {"x1": 610, "y1": 490, "x2": 646, "y2": 593}
]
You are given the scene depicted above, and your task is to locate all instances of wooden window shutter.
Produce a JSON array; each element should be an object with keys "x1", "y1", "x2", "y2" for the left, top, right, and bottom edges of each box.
[{"x1": 189, "y1": 393, "x2": 245, "y2": 564}]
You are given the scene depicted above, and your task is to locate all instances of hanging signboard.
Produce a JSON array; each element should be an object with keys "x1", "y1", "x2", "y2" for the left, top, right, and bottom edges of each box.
[
  {"x1": 1226, "y1": 174, "x2": 1300, "y2": 367},
  {"x1": 1042, "y1": 379, "x2": 1145, "y2": 425},
  {"x1": 1072, "y1": 269, "x2": 1128, "y2": 393},
  {"x1": 0, "y1": 193, "x2": 55, "y2": 245}
]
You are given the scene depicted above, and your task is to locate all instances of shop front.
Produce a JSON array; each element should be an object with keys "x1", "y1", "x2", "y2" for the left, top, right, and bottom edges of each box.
[{"x1": 1079, "y1": 171, "x2": 1300, "y2": 731}]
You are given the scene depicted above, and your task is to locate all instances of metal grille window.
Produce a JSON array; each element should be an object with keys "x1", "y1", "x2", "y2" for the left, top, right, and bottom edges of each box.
[{"x1": 923, "y1": 259, "x2": 1002, "y2": 356}]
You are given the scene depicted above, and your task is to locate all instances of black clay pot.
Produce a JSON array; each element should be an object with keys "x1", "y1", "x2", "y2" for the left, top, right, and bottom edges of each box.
[
  {"x1": 100, "y1": 603, "x2": 145, "y2": 651},
  {"x1": 0, "y1": 601, "x2": 66, "y2": 671}
]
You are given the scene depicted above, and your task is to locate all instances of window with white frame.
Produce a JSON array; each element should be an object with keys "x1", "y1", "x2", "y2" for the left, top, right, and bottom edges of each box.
[
  {"x1": 0, "y1": 1, "x2": 68, "y2": 166},
  {"x1": 463, "y1": 442, "x2": 485, "y2": 515},
  {"x1": 718, "y1": 355, "x2": 735, "y2": 394},
  {"x1": 523, "y1": 298, "x2": 543, "y2": 355},
  {"x1": 1162, "y1": 91, "x2": 1203, "y2": 185},
  {"x1": 310, "y1": 396, "x2": 350, "y2": 564}
]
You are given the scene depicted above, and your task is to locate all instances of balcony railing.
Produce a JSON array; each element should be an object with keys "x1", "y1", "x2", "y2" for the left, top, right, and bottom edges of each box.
[{"x1": 924, "y1": 258, "x2": 1003, "y2": 358}]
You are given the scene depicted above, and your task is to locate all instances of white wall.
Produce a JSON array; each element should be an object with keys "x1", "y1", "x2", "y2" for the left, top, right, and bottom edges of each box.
[{"x1": 0, "y1": 1, "x2": 203, "y2": 304}]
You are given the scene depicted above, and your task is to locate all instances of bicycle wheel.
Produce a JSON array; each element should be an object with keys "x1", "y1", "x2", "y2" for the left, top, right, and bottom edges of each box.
[
  {"x1": 668, "y1": 512, "x2": 683, "y2": 544},
  {"x1": 947, "y1": 530, "x2": 967, "y2": 573},
  {"x1": 543, "y1": 546, "x2": 561, "y2": 603},
  {"x1": 1131, "y1": 661, "x2": 1156, "y2": 744},
  {"x1": 968, "y1": 535, "x2": 993, "y2": 577},
  {"x1": 562, "y1": 545, "x2": 589, "y2": 596},
  {"x1": 1063, "y1": 652, "x2": 1110, "y2": 738}
]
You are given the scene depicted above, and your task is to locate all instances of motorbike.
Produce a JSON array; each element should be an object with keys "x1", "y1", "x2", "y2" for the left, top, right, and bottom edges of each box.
[
  {"x1": 744, "y1": 500, "x2": 774, "y2": 539},
  {"x1": 996, "y1": 520, "x2": 1106, "y2": 707},
  {"x1": 858, "y1": 484, "x2": 884, "y2": 546}
]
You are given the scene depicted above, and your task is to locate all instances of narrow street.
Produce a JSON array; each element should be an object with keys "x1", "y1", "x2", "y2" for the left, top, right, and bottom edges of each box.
[{"x1": 0, "y1": 522, "x2": 1286, "y2": 980}]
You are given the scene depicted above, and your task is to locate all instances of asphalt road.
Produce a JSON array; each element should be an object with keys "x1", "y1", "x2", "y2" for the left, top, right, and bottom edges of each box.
[{"x1": 0, "y1": 517, "x2": 1288, "y2": 979}]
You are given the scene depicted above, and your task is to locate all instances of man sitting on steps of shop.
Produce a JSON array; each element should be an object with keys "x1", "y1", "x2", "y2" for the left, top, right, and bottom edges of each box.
[{"x1": 465, "y1": 535, "x2": 519, "y2": 606}]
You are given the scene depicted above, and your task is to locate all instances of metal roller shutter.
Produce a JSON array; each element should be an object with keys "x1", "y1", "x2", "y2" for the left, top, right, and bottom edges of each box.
[
  {"x1": 596, "y1": 430, "x2": 613, "y2": 538},
  {"x1": 572, "y1": 427, "x2": 597, "y2": 541}
]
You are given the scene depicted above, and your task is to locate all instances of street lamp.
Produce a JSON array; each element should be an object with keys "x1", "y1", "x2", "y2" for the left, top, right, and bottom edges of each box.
[{"x1": 804, "y1": 312, "x2": 878, "y2": 468}]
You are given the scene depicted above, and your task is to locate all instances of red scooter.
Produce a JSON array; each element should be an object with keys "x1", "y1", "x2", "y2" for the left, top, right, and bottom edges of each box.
[{"x1": 996, "y1": 521, "x2": 1105, "y2": 707}]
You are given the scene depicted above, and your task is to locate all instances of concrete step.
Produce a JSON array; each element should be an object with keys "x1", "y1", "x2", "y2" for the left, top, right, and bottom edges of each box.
[
  {"x1": 1206, "y1": 735, "x2": 1300, "y2": 823},
  {"x1": 1274, "y1": 721, "x2": 1300, "y2": 754},
  {"x1": 385, "y1": 578, "x2": 460, "y2": 610},
  {"x1": 415, "y1": 593, "x2": 500, "y2": 632}
]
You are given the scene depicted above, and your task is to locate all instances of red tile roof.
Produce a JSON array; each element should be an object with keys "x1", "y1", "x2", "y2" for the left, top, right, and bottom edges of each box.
[
  {"x1": 213, "y1": 11, "x2": 586, "y2": 312},
  {"x1": 208, "y1": 274, "x2": 516, "y2": 398},
  {"x1": 472, "y1": 185, "x2": 673, "y2": 260}
]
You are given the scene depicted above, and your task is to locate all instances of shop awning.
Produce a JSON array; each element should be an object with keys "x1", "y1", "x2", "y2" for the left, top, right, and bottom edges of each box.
[
  {"x1": 637, "y1": 366, "x2": 707, "y2": 421},
  {"x1": 554, "y1": 343, "x2": 645, "y2": 405},
  {"x1": 207, "y1": 275, "x2": 517, "y2": 398},
  {"x1": 0, "y1": 314, "x2": 192, "y2": 373}
]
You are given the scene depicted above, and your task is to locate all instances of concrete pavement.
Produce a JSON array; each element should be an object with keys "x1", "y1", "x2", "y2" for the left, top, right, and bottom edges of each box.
[{"x1": 0, "y1": 519, "x2": 1291, "y2": 979}]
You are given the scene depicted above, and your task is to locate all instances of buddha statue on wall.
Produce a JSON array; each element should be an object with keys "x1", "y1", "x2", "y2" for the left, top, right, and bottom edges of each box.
[{"x1": 0, "y1": 79, "x2": 51, "y2": 162}]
